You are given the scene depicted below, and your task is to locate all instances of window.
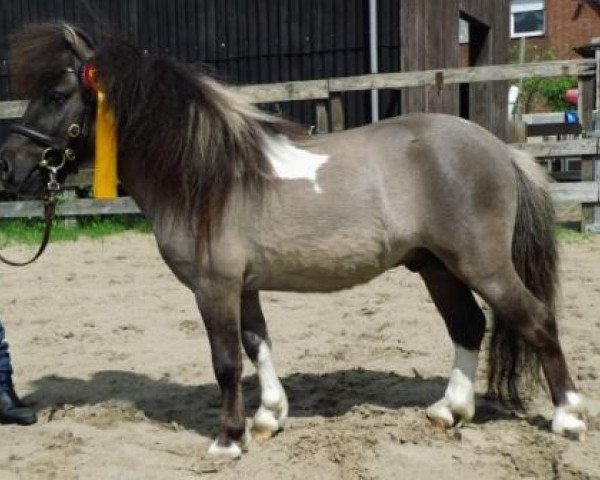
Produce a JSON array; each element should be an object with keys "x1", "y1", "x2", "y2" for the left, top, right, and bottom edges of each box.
[
  {"x1": 459, "y1": 18, "x2": 470, "y2": 44},
  {"x1": 511, "y1": 0, "x2": 545, "y2": 38}
]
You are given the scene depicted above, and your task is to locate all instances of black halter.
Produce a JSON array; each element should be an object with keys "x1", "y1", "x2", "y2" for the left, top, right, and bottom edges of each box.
[{"x1": 0, "y1": 68, "x2": 93, "y2": 266}]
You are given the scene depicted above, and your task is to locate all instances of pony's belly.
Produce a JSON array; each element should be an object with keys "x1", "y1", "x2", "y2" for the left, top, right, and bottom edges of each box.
[{"x1": 245, "y1": 247, "x2": 404, "y2": 292}]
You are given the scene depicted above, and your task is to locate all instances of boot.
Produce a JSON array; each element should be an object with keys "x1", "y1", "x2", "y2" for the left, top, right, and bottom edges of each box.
[{"x1": 0, "y1": 374, "x2": 37, "y2": 425}]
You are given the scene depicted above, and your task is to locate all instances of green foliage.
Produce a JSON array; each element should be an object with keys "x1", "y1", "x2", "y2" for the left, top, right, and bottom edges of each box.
[
  {"x1": 554, "y1": 226, "x2": 592, "y2": 244},
  {"x1": 509, "y1": 43, "x2": 577, "y2": 113},
  {"x1": 0, "y1": 215, "x2": 151, "y2": 248},
  {"x1": 521, "y1": 76, "x2": 578, "y2": 112}
]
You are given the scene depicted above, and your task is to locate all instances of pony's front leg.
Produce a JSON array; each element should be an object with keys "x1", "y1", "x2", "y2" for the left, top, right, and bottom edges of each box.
[
  {"x1": 240, "y1": 291, "x2": 288, "y2": 440},
  {"x1": 195, "y1": 284, "x2": 247, "y2": 459}
]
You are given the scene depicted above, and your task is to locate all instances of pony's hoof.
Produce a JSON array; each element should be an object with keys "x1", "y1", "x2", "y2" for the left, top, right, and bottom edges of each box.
[
  {"x1": 251, "y1": 424, "x2": 277, "y2": 442},
  {"x1": 426, "y1": 399, "x2": 454, "y2": 429},
  {"x1": 552, "y1": 410, "x2": 587, "y2": 440},
  {"x1": 552, "y1": 392, "x2": 587, "y2": 440},
  {"x1": 252, "y1": 405, "x2": 283, "y2": 441},
  {"x1": 207, "y1": 440, "x2": 243, "y2": 459}
]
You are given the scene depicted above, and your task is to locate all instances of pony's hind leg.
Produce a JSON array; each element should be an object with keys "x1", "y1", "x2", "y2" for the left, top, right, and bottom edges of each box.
[
  {"x1": 419, "y1": 262, "x2": 486, "y2": 428},
  {"x1": 474, "y1": 266, "x2": 587, "y2": 437},
  {"x1": 241, "y1": 291, "x2": 288, "y2": 440}
]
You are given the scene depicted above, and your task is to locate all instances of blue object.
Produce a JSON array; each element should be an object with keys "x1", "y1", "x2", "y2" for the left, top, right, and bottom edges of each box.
[
  {"x1": 565, "y1": 111, "x2": 579, "y2": 124},
  {"x1": 0, "y1": 320, "x2": 13, "y2": 374}
]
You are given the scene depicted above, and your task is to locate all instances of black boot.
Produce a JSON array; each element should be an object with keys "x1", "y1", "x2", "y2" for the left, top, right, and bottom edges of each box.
[{"x1": 0, "y1": 374, "x2": 37, "y2": 425}]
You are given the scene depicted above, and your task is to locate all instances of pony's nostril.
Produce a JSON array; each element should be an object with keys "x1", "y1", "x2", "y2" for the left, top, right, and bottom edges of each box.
[{"x1": 0, "y1": 150, "x2": 15, "y2": 182}]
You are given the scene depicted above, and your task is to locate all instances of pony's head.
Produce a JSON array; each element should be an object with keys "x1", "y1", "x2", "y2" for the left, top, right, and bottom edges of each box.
[{"x1": 0, "y1": 23, "x2": 95, "y2": 198}]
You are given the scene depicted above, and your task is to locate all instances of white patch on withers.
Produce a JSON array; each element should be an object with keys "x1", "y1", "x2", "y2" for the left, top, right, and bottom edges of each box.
[
  {"x1": 552, "y1": 391, "x2": 587, "y2": 439},
  {"x1": 262, "y1": 134, "x2": 329, "y2": 193},
  {"x1": 252, "y1": 342, "x2": 288, "y2": 437},
  {"x1": 426, "y1": 345, "x2": 478, "y2": 428}
]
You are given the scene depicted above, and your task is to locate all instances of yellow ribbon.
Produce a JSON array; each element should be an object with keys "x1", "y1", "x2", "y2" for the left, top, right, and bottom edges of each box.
[{"x1": 93, "y1": 91, "x2": 117, "y2": 200}]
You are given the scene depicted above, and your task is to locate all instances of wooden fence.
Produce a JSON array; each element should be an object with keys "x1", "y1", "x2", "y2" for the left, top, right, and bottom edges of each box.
[{"x1": 1, "y1": 58, "x2": 599, "y2": 231}]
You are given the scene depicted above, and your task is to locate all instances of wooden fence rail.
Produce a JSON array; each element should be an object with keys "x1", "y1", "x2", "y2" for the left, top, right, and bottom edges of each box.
[{"x1": 0, "y1": 59, "x2": 595, "y2": 119}]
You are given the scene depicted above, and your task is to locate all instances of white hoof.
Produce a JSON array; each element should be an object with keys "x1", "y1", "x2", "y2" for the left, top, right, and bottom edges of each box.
[
  {"x1": 254, "y1": 405, "x2": 281, "y2": 433},
  {"x1": 551, "y1": 392, "x2": 587, "y2": 439},
  {"x1": 428, "y1": 345, "x2": 478, "y2": 429},
  {"x1": 207, "y1": 440, "x2": 243, "y2": 459},
  {"x1": 426, "y1": 398, "x2": 455, "y2": 428},
  {"x1": 426, "y1": 390, "x2": 475, "y2": 429},
  {"x1": 252, "y1": 394, "x2": 288, "y2": 439}
]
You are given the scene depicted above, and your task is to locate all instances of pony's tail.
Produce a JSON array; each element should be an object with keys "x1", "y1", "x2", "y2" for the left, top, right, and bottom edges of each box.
[{"x1": 486, "y1": 149, "x2": 558, "y2": 407}]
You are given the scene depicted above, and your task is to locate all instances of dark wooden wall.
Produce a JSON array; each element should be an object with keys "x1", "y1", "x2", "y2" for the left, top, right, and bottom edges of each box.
[
  {"x1": 1, "y1": 0, "x2": 511, "y2": 140},
  {"x1": 400, "y1": 0, "x2": 510, "y2": 139},
  {"x1": 0, "y1": 0, "x2": 400, "y2": 138}
]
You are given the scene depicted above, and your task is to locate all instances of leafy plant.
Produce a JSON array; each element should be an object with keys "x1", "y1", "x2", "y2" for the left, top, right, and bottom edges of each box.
[
  {"x1": 509, "y1": 43, "x2": 577, "y2": 113},
  {"x1": 521, "y1": 76, "x2": 578, "y2": 112}
]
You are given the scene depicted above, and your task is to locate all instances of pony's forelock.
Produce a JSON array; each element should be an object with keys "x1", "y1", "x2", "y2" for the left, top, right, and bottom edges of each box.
[{"x1": 9, "y1": 22, "x2": 76, "y2": 97}]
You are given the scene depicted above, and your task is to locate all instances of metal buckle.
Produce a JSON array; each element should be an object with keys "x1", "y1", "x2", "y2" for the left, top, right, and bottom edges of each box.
[
  {"x1": 39, "y1": 147, "x2": 66, "y2": 170},
  {"x1": 67, "y1": 123, "x2": 82, "y2": 138}
]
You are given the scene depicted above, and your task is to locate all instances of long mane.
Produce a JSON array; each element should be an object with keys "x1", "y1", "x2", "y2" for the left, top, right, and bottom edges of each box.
[
  {"x1": 10, "y1": 22, "x2": 309, "y2": 240},
  {"x1": 94, "y1": 40, "x2": 308, "y2": 227}
]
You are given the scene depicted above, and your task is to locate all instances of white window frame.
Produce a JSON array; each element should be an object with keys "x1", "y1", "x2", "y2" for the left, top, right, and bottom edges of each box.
[{"x1": 511, "y1": 0, "x2": 545, "y2": 38}]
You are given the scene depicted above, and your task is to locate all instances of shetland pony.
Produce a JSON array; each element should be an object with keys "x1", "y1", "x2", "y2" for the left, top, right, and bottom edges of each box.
[{"x1": 0, "y1": 23, "x2": 586, "y2": 457}]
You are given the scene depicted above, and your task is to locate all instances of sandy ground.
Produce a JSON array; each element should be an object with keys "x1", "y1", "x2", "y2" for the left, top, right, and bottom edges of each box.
[{"x1": 0, "y1": 231, "x2": 598, "y2": 480}]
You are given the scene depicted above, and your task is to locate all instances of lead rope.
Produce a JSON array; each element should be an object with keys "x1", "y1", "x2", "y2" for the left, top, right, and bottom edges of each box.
[{"x1": 0, "y1": 170, "x2": 60, "y2": 267}]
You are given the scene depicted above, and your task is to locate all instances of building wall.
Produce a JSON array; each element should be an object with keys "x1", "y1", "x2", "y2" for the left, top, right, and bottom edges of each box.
[
  {"x1": 547, "y1": 0, "x2": 600, "y2": 56},
  {"x1": 401, "y1": 0, "x2": 510, "y2": 139},
  {"x1": 514, "y1": 0, "x2": 600, "y2": 58}
]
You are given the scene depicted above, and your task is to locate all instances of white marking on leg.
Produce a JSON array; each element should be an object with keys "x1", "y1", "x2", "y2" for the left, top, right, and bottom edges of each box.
[
  {"x1": 427, "y1": 345, "x2": 478, "y2": 428},
  {"x1": 552, "y1": 390, "x2": 587, "y2": 437},
  {"x1": 207, "y1": 440, "x2": 243, "y2": 459},
  {"x1": 262, "y1": 134, "x2": 328, "y2": 193},
  {"x1": 252, "y1": 341, "x2": 288, "y2": 435}
]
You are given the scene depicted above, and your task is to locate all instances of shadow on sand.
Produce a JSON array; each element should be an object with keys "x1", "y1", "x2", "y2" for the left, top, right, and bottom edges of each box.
[{"x1": 25, "y1": 368, "x2": 524, "y2": 437}]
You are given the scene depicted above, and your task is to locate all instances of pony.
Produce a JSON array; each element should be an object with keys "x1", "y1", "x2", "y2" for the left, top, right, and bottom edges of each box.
[{"x1": 0, "y1": 23, "x2": 587, "y2": 458}]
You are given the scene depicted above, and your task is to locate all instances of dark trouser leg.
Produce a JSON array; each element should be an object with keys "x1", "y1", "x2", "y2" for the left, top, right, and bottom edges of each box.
[
  {"x1": 0, "y1": 320, "x2": 37, "y2": 425},
  {"x1": 0, "y1": 320, "x2": 13, "y2": 374}
]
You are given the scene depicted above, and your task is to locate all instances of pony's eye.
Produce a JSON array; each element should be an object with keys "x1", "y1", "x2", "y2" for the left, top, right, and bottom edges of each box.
[{"x1": 46, "y1": 91, "x2": 68, "y2": 105}]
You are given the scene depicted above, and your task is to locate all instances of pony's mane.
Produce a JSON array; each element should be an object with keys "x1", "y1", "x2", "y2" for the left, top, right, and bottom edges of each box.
[
  {"x1": 94, "y1": 40, "x2": 307, "y2": 230},
  {"x1": 11, "y1": 22, "x2": 310, "y2": 241}
]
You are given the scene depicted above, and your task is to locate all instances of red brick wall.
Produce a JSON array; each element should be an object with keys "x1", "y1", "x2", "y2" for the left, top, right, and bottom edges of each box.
[
  {"x1": 513, "y1": 0, "x2": 600, "y2": 58},
  {"x1": 547, "y1": 0, "x2": 600, "y2": 56}
]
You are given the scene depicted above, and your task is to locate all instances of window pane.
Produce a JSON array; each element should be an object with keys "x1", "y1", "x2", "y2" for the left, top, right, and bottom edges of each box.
[{"x1": 514, "y1": 10, "x2": 544, "y2": 34}]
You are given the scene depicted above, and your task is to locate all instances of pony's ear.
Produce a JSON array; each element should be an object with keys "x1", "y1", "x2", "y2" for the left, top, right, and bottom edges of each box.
[{"x1": 63, "y1": 24, "x2": 94, "y2": 61}]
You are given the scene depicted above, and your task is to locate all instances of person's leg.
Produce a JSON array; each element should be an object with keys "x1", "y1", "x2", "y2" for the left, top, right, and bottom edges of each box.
[
  {"x1": 0, "y1": 320, "x2": 14, "y2": 374},
  {"x1": 0, "y1": 319, "x2": 37, "y2": 425}
]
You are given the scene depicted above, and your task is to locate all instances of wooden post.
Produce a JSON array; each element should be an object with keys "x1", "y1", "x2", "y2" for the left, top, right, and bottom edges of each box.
[
  {"x1": 578, "y1": 75, "x2": 594, "y2": 132},
  {"x1": 315, "y1": 100, "x2": 330, "y2": 134},
  {"x1": 330, "y1": 93, "x2": 345, "y2": 132},
  {"x1": 61, "y1": 189, "x2": 79, "y2": 229},
  {"x1": 580, "y1": 39, "x2": 600, "y2": 232}
]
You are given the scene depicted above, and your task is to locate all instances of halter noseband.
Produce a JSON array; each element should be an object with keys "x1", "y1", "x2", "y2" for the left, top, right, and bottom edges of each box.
[
  {"x1": 8, "y1": 67, "x2": 92, "y2": 195},
  {"x1": 0, "y1": 66, "x2": 93, "y2": 266}
]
